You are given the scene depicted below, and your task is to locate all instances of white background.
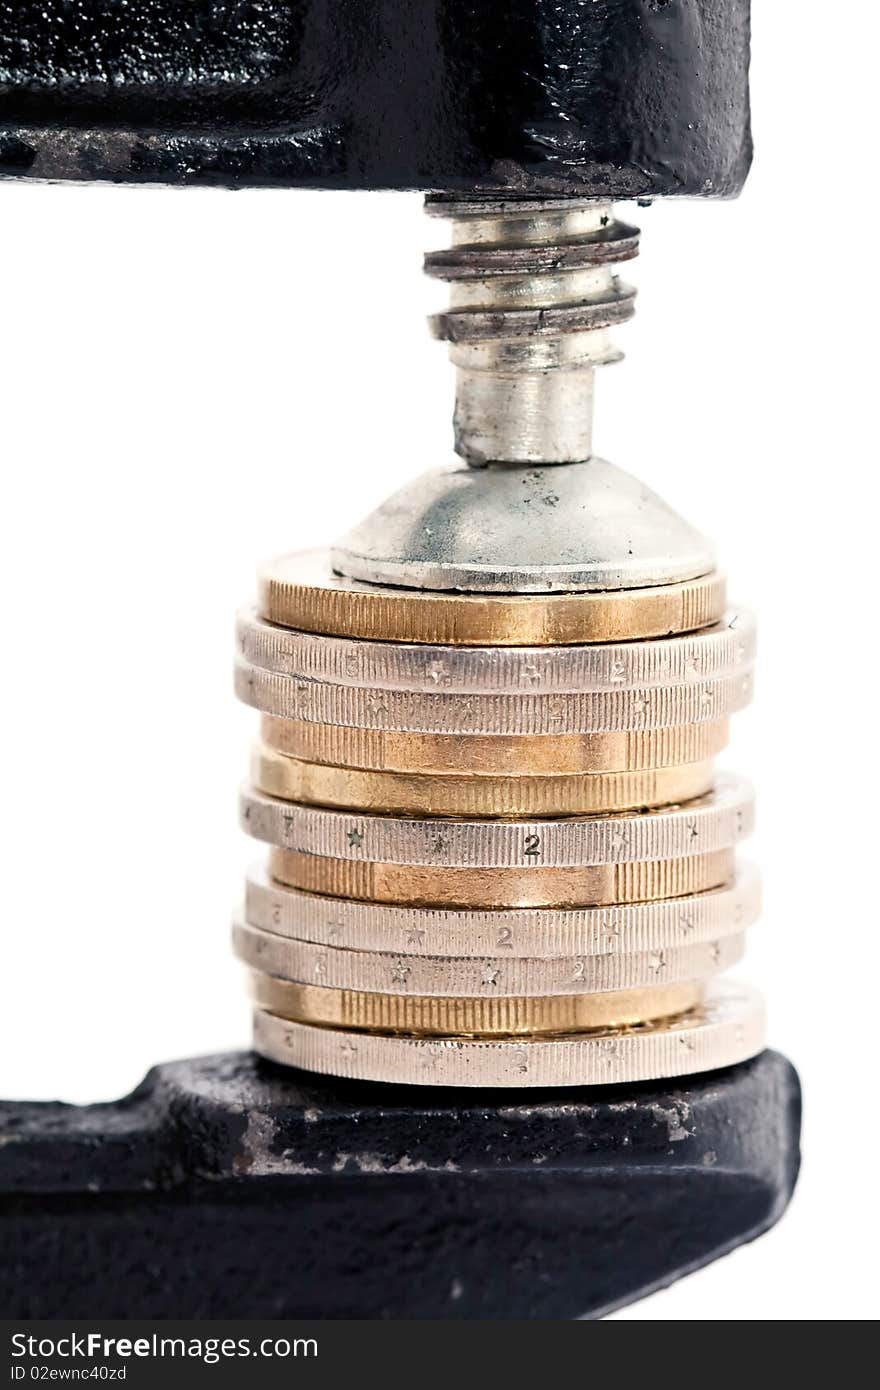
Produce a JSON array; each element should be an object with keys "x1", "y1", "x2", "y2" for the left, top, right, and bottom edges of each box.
[{"x1": 0, "y1": 6, "x2": 876, "y2": 1320}]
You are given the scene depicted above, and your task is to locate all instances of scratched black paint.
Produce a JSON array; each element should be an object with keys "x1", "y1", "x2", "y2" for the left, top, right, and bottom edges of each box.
[
  {"x1": 1, "y1": 1050, "x2": 799, "y2": 1318},
  {"x1": 0, "y1": 1, "x2": 752, "y2": 195}
]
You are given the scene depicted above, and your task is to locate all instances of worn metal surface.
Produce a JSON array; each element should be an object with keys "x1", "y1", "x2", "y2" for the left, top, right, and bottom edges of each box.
[
  {"x1": 332, "y1": 459, "x2": 716, "y2": 593},
  {"x1": 331, "y1": 198, "x2": 716, "y2": 590},
  {"x1": 0, "y1": 1, "x2": 752, "y2": 194},
  {"x1": 0, "y1": 1049, "x2": 799, "y2": 1318}
]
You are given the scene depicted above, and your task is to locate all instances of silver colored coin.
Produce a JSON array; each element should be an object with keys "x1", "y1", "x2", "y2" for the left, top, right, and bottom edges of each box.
[
  {"x1": 235, "y1": 660, "x2": 753, "y2": 735},
  {"x1": 240, "y1": 774, "x2": 753, "y2": 868},
  {"x1": 252, "y1": 981, "x2": 765, "y2": 1087},
  {"x1": 233, "y1": 919, "x2": 745, "y2": 997},
  {"x1": 236, "y1": 607, "x2": 754, "y2": 694},
  {"x1": 243, "y1": 861, "x2": 760, "y2": 956}
]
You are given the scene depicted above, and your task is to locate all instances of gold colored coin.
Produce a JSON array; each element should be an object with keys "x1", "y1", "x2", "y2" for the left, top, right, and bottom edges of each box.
[
  {"x1": 244, "y1": 860, "x2": 761, "y2": 956},
  {"x1": 250, "y1": 972, "x2": 703, "y2": 1037},
  {"x1": 269, "y1": 847, "x2": 734, "y2": 909},
  {"x1": 260, "y1": 715, "x2": 730, "y2": 776},
  {"x1": 252, "y1": 982, "x2": 765, "y2": 1088},
  {"x1": 252, "y1": 743, "x2": 715, "y2": 816},
  {"x1": 258, "y1": 551, "x2": 727, "y2": 645}
]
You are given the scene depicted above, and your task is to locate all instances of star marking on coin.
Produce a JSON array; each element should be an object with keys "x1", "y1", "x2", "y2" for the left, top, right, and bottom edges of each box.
[
  {"x1": 709, "y1": 941, "x2": 722, "y2": 965},
  {"x1": 598, "y1": 1038, "x2": 624, "y2": 1064},
  {"x1": 699, "y1": 687, "x2": 714, "y2": 709},
  {"x1": 631, "y1": 693, "x2": 650, "y2": 717},
  {"x1": 367, "y1": 694, "x2": 388, "y2": 717},
  {"x1": 390, "y1": 961, "x2": 411, "y2": 986},
  {"x1": 678, "y1": 1034, "x2": 697, "y2": 1052},
  {"x1": 678, "y1": 910, "x2": 695, "y2": 933},
  {"x1": 601, "y1": 918, "x2": 620, "y2": 952},
  {"x1": 520, "y1": 662, "x2": 542, "y2": 686},
  {"x1": 339, "y1": 1038, "x2": 358, "y2": 1056},
  {"x1": 327, "y1": 920, "x2": 343, "y2": 940},
  {"x1": 426, "y1": 659, "x2": 448, "y2": 685},
  {"x1": 648, "y1": 951, "x2": 667, "y2": 974},
  {"x1": 347, "y1": 827, "x2": 364, "y2": 849},
  {"x1": 313, "y1": 955, "x2": 327, "y2": 980},
  {"x1": 685, "y1": 654, "x2": 702, "y2": 678},
  {"x1": 610, "y1": 828, "x2": 631, "y2": 856},
  {"x1": 481, "y1": 965, "x2": 501, "y2": 988},
  {"x1": 459, "y1": 699, "x2": 477, "y2": 726},
  {"x1": 686, "y1": 818, "x2": 699, "y2": 841},
  {"x1": 405, "y1": 928, "x2": 426, "y2": 948},
  {"x1": 428, "y1": 831, "x2": 449, "y2": 857},
  {"x1": 609, "y1": 660, "x2": 626, "y2": 683}
]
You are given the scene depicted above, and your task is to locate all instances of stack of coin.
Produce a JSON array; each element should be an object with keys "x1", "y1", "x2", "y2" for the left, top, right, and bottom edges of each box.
[{"x1": 233, "y1": 552, "x2": 763, "y2": 1086}]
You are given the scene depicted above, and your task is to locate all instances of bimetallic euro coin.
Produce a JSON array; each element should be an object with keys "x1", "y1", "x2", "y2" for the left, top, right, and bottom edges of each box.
[
  {"x1": 240, "y1": 775, "x2": 753, "y2": 868},
  {"x1": 237, "y1": 606, "x2": 755, "y2": 693},
  {"x1": 268, "y1": 846, "x2": 735, "y2": 909},
  {"x1": 258, "y1": 551, "x2": 727, "y2": 645},
  {"x1": 249, "y1": 971, "x2": 704, "y2": 1035},
  {"x1": 236, "y1": 661, "x2": 753, "y2": 735},
  {"x1": 251, "y1": 743, "x2": 716, "y2": 816},
  {"x1": 259, "y1": 715, "x2": 730, "y2": 776},
  {"x1": 233, "y1": 919, "x2": 744, "y2": 996},
  {"x1": 252, "y1": 982, "x2": 765, "y2": 1087},
  {"x1": 242, "y1": 861, "x2": 761, "y2": 956}
]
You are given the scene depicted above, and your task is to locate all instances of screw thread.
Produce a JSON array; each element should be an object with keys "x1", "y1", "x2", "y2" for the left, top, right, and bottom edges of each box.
[{"x1": 424, "y1": 197, "x2": 639, "y2": 467}]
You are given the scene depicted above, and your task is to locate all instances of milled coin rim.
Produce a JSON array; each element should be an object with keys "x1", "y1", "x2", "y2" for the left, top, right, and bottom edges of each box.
[
  {"x1": 259, "y1": 716, "x2": 730, "y2": 775},
  {"x1": 249, "y1": 972, "x2": 705, "y2": 1034},
  {"x1": 233, "y1": 919, "x2": 745, "y2": 997},
  {"x1": 258, "y1": 550, "x2": 727, "y2": 646},
  {"x1": 237, "y1": 605, "x2": 755, "y2": 693},
  {"x1": 235, "y1": 661, "x2": 753, "y2": 734},
  {"x1": 250, "y1": 743, "x2": 717, "y2": 817},
  {"x1": 240, "y1": 774, "x2": 753, "y2": 867},
  {"x1": 252, "y1": 981, "x2": 765, "y2": 1087},
  {"x1": 243, "y1": 860, "x2": 761, "y2": 954},
  {"x1": 268, "y1": 846, "x2": 736, "y2": 909}
]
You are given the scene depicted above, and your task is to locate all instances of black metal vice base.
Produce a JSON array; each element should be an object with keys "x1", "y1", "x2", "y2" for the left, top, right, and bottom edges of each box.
[{"x1": 1, "y1": 1050, "x2": 800, "y2": 1319}]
